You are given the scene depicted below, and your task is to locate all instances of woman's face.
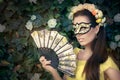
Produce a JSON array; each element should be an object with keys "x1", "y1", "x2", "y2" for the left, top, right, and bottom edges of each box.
[{"x1": 73, "y1": 16, "x2": 99, "y2": 46}]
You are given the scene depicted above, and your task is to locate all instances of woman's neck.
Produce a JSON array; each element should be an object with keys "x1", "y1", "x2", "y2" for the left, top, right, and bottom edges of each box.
[
  {"x1": 83, "y1": 43, "x2": 93, "y2": 54},
  {"x1": 78, "y1": 46, "x2": 93, "y2": 60},
  {"x1": 84, "y1": 46, "x2": 93, "y2": 55},
  {"x1": 82, "y1": 46, "x2": 93, "y2": 60}
]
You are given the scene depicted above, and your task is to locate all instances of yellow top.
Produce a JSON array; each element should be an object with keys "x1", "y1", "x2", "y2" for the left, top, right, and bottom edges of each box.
[{"x1": 66, "y1": 48, "x2": 119, "y2": 80}]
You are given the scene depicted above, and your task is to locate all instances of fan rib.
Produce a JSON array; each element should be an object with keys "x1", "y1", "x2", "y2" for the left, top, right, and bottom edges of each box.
[
  {"x1": 58, "y1": 67, "x2": 75, "y2": 76},
  {"x1": 47, "y1": 31, "x2": 51, "y2": 48},
  {"x1": 58, "y1": 53, "x2": 74, "y2": 58},
  {"x1": 44, "y1": 30, "x2": 45, "y2": 47},
  {"x1": 55, "y1": 42, "x2": 69, "y2": 52},
  {"x1": 53, "y1": 37, "x2": 64, "y2": 50},
  {"x1": 58, "y1": 66, "x2": 75, "y2": 72},
  {"x1": 45, "y1": 30, "x2": 50, "y2": 48},
  {"x1": 59, "y1": 59, "x2": 76, "y2": 62},
  {"x1": 56, "y1": 46, "x2": 72, "y2": 55},
  {"x1": 59, "y1": 64, "x2": 76, "y2": 68},
  {"x1": 38, "y1": 31, "x2": 42, "y2": 47},
  {"x1": 50, "y1": 33, "x2": 58, "y2": 48}
]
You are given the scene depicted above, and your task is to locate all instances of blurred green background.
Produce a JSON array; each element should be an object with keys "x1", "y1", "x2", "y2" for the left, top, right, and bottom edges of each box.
[{"x1": 0, "y1": 0, "x2": 120, "y2": 80}]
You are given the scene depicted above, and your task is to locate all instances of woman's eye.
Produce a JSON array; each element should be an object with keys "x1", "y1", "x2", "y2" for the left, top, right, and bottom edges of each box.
[{"x1": 81, "y1": 27, "x2": 88, "y2": 30}]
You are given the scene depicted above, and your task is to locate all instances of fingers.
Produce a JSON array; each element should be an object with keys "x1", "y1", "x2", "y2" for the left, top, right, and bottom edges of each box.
[
  {"x1": 45, "y1": 60, "x2": 51, "y2": 65},
  {"x1": 39, "y1": 56, "x2": 55, "y2": 73},
  {"x1": 39, "y1": 56, "x2": 45, "y2": 63},
  {"x1": 39, "y1": 56, "x2": 51, "y2": 65}
]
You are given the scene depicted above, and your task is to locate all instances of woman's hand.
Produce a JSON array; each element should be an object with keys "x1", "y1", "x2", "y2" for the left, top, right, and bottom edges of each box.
[
  {"x1": 39, "y1": 56, "x2": 56, "y2": 73},
  {"x1": 39, "y1": 56, "x2": 63, "y2": 80}
]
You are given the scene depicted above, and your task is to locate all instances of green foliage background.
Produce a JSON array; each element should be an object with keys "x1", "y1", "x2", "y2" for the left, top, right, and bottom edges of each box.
[{"x1": 0, "y1": 0, "x2": 120, "y2": 80}]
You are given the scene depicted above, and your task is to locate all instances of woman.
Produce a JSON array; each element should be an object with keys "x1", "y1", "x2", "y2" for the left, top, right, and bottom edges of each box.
[{"x1": 39, "y1": 3, "x2": 120, "y2": 80}]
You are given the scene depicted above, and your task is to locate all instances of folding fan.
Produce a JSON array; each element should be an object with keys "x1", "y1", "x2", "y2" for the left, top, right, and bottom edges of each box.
[{"x1": 31, "y1": 29, "x2": 76, "y2": 76}]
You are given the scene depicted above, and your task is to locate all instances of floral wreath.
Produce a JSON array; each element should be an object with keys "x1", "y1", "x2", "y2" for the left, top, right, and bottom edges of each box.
[{"x1": 68, "y1": 3, "x2": 106, "y2": 26}]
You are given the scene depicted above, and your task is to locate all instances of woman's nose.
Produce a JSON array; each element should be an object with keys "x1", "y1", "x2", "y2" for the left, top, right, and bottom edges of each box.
[{"x1": 75, "y1": 33, "x2": 82, "y2": 37}]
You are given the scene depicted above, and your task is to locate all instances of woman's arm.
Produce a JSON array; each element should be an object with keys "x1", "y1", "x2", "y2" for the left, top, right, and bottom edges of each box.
[
  {"x1": 105, "y1": 67, "x2": 120, "y2": 80},
  {"x1": 50, "y1": 69, "x2": 63, "y2": 80},
  {"x1": 39, "y1": 56, "x2": 62, "y2": 80}
]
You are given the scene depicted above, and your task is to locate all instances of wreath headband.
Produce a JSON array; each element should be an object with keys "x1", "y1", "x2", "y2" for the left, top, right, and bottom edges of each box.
[{"x1": 68, "y1": 3, "x2": 106, "y2": 26}]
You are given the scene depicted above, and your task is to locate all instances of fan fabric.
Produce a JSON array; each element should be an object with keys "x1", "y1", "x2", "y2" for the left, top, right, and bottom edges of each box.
[{"x1": 31, "y1": 29, "x2": 76, "y2": 76}]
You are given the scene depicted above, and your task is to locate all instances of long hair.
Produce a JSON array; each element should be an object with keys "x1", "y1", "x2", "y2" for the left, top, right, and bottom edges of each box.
[{"x1": 73, "y1": 9, "x2": 108, "y2": 80}]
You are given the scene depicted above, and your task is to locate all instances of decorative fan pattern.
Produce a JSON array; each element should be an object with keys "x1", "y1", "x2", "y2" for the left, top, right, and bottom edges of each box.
[{"x1": 31, "y1": 29, "x2": 76, "y2": 76}]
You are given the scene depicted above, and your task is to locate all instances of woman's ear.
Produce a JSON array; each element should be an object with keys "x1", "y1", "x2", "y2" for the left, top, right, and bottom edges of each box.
[{"x1": 95, "y1": 25, "x2": 100, "y2": 34}]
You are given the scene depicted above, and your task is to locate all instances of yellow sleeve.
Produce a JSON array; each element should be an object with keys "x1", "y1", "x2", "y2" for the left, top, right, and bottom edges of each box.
[
  {"x1": 101, "y1": 57, "x2": 119, "y2": 71},
  {"x1": 73, "y1": 47, "x2": 80, "y2": 55}
]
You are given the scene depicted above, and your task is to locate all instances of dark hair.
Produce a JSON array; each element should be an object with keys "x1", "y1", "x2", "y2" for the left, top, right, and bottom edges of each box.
[{"x1": 73, "y1": 9, "x2": 108, "y2": 80}]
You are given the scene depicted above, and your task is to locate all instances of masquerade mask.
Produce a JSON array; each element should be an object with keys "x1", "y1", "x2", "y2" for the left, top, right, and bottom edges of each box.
[{"x1": 73, "y1": 22, "x2": 92, "y2": 34}]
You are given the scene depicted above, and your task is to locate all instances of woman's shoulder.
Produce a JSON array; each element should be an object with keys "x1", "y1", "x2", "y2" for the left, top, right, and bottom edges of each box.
[
  {"x1": 100, "y1": 56, "x2": 119, "y2": 71},
  {"x1": 103, "y1": 56, "x2": 116, "y2": 65}
]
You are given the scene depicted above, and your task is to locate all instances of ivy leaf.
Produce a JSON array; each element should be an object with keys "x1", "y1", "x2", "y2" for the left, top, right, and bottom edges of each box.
[
  {"x1": 0, "y1": 36, "x2": 5, "y2": 46},
  {"x1": 0, "y1": 0, "x2": 3, "y2": 3},
  {"x1": 89, "y1": 0, "x2": 104, "y2": 4},
  {"x1": 73, "y1": 0, "x2": 80, "y2": 5},
  {"x1": 12, "y1": 52, "x2": 24, "y2": 64},
  {"x1": 8, "y1": 19, "x2": 22, "y2": 30},
  {"x1": 0, "y1": 49, "x2": 4, "y2": 59},
  {"x1": 32, "y1": 14, "x2": 43, "y2": 28},
  {"x1": 4, "y1": 10, "x2": 15, "y2": 18},
  {"x1": 10, "y1": 72, "x2": 18, "y2": 80},
  {"x1": 1, "y1": 60, "x2": 10, "y2": 66},
  {"x1": 64, "y1": 25, "x2": 73, "y2": 32},
  {"x1": 22, "y1": 57, "x2": 35, "y2": 72}
]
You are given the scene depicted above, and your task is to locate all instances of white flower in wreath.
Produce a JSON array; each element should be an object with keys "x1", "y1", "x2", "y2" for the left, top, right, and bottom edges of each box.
[
  {"x1": 109, "y1": 41, "x2": 117, "y2": 50},
  {"x1": 0, "y1": 24, "x2": 6, "y2": 32},
  {"x1": 31, "y1": 15, "x2": 36, "y2": 20},
  {"x1": 114, "y1": 34, "x2": 120, "y2": 41},
  {"x1": 95, "y1": 10, "x2": 103, "y2": 18},
  {"x1": 118, "y1": 41, "x2": 120, "y2": 47},
  {"x1": 47, "y1": 18, "x2": 57, "y2": 28},
  {"x1": 25, "y1": 21, "x2": 33, "y2": 31},
  {"x1": 114, "y1": 13, "x2": 120, "y2": 22}
]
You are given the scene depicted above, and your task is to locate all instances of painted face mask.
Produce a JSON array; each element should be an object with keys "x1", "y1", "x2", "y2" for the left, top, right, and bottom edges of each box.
[{"x1": 73, "y1": 22, "x2": 92, "y2": 35}]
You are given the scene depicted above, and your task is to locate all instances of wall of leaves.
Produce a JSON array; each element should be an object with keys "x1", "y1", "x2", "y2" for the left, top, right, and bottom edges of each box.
[{"x1": 0, "y1": 0, "x2": 120, "y2": 80}]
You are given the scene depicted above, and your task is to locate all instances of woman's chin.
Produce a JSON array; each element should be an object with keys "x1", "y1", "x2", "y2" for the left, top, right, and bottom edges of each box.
[{"x1": 79, "y1": 42, "x2": 86, "y2": 46}]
